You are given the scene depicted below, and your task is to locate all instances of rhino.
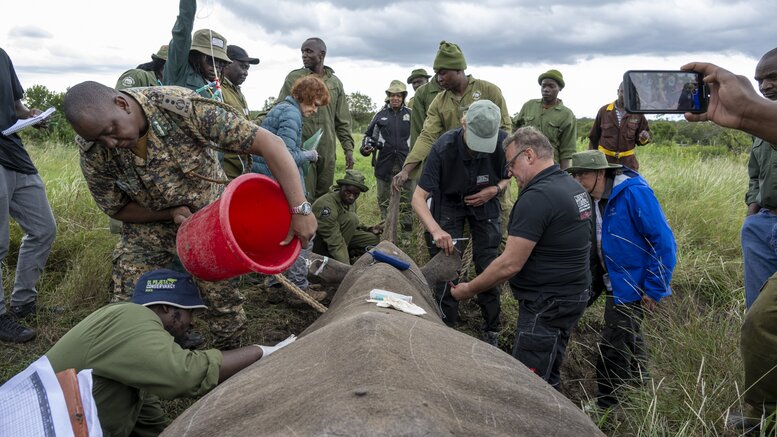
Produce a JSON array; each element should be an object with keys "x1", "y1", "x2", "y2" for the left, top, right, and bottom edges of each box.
[{"x1": 163, "y1": 241, "x2": 603, "y2": 436}]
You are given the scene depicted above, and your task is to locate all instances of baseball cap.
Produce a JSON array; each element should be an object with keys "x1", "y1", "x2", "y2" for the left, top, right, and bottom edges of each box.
[
  {"x1": 464, "y1": 100, "x2": 501, "y2": 153},
  {"x1": 131, "y1": 269, "x2": 207, "y2": 309},
  {"x1": 227, "y1": 45, "x2": 260, "y2": 65}
]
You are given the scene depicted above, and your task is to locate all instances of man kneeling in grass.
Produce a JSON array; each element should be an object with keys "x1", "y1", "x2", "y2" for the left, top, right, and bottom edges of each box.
[{"x1": 46, "y1": 269, "x2": 295, "y2": 437}]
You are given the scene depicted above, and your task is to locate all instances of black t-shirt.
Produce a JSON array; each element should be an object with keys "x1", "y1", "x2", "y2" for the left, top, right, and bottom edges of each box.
[
  {"x1": 418, "y1": 128, "x2": 508, "y2": 219},
  {"x1": 0, "y1": 48, "x2": 36, "y2": 174},
  {"x1": 508, "y1": 164, "x2": 592, "y2": 300}
]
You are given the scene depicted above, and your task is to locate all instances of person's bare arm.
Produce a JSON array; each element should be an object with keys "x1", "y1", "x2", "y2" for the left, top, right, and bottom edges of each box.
[
  {"x1": 683, "y1": 62, "x2": 777, "y2": 144},
  {"x1": 451, "y1": 236, "x2": 536, "y2": 300},
  {"x1": 14, "y1": 100, "x2": 47, "y2": 129},
  {"x1": 247, "y1": 128, "x2": 317, "y2": 246},
  {"x1": 218, "y1": 346, "x2": 262, "y2": 383},
  {"x1": 411, "y1": 185, "x2": 454, "y2": 255},
  {"x1": 112, "y1": 202, "x2": 192, "y2": 225}
]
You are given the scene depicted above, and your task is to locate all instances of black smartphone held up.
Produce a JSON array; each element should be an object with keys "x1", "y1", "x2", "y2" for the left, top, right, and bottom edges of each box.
[{"x1": 622, "y1": 70, "x2": 709, "y2": 114}]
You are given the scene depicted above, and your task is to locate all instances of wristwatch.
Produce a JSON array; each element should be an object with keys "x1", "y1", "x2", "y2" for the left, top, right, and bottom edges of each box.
[{"x1": 290, "y1": 201, "x2": 312, "y2": 216}]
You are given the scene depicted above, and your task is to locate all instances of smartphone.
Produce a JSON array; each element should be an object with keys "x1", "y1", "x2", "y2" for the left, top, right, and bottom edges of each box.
[{"x1": 622, "y1": 70, "x2": 708, "y2": 114}]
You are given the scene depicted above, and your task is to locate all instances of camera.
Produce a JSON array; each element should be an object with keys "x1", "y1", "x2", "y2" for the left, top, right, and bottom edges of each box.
[
  {"x1": 359, "y1": 136, "x2": 384, "y2": 156},
  {"x1": 623, "y1": 70, "x2": 709, "y2": 114}
]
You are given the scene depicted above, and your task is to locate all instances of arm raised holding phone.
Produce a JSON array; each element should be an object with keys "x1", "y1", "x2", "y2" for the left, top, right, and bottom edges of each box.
[{"x1": 682, "y1": 62, "x2": 777, "y2": 144}]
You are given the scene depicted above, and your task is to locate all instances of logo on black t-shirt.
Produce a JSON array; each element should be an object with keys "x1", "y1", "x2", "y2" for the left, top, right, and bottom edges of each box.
[{"x1": 574, "y1": 192, "x2": 592, "y2": 220}]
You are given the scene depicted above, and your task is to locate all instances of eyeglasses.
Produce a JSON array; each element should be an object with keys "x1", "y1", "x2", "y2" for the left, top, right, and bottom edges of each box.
[{"x1": 505, "y1": 149, "x2": 527, "y2": 174}]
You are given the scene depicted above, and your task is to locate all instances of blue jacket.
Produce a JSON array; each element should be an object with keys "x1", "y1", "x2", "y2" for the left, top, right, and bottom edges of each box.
[
  {"x1": 252, "y1": 96, "x2": 307, "y2": 178},
  {"x1": 600, "y1": 168, "x2": 676, "y2": 304}
]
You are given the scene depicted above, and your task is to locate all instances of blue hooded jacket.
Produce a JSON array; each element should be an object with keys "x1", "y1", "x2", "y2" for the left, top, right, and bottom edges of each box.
[
  {"x1": 601, "y1": 168, "x2": 676, "y2": 304},
  {"x1": 252, "y1": 96, "x2": 307, "y2": 178}
]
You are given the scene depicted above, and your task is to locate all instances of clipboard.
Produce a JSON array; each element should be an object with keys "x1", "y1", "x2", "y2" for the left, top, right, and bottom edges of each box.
[{"x1": 302, "y1": 128, "x2": 323, "y2": 151}]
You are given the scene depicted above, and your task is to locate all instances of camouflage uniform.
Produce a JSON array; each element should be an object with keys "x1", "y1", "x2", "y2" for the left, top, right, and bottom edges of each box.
[
  {"x1": 78, "y1": 86, "x2": 258, "y2": 348},
  {"x1": 277, "y1": 67, "x2": 355, "y2": 201}
]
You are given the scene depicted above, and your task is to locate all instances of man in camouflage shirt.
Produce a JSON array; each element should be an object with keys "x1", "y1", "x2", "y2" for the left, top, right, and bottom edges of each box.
[
  {"x1": 63, "y1": 82, "x2": 316, "y2": 348},
  {"x1": 277, "y1": 37, "x2": 355, "y2": 202}
]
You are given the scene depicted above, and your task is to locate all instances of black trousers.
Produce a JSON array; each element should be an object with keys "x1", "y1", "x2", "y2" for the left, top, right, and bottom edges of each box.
[
  {"x1": 595, "y1": 296, "x2": 648, "y2": 408},
  {"x1": 428, "y1": 204, "x2": 502, "y2": 332},
  {"x1": 513, "y1": 291, "x2": 589, "y2": 389}
]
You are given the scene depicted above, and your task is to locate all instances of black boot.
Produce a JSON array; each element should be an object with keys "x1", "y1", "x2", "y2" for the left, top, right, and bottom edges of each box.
[{"x1": 0, "y1": 313, "x2": 36, "y2": 343}]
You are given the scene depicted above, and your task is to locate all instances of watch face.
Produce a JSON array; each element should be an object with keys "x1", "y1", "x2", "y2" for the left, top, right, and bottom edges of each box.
[{"x1": 293, "y1": 202, "x2": 312, "y2": 215}]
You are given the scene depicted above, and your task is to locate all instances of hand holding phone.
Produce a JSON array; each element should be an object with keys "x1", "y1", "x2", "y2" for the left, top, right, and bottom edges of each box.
[{"x1": 623, "y1": 70, "x2": 709, "y2": 114}]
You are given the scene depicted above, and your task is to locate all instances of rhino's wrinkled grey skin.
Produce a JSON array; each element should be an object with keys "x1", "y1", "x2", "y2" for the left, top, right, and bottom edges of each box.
[{"x1": 163, "y1": 241, "x2": 603, "y2": 436}]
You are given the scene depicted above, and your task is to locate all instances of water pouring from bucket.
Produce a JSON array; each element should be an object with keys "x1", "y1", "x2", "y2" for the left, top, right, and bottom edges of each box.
[{"x1": 176, "y1": 173, "x2": 301, "y2": 281}]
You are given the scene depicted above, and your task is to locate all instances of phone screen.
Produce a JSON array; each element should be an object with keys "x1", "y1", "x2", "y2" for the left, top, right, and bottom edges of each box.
[{"x1": 623, "y1": 70, "x2": 708, "y2": 114}]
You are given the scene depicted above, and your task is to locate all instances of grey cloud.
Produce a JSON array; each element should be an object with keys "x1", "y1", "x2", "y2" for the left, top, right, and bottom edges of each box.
[
  {"x1": 218, "y1": 1, "x2": 777, "y2": 67},
  {"x1": 8, "y1": 26, "x2": 53, "y2": 39}
]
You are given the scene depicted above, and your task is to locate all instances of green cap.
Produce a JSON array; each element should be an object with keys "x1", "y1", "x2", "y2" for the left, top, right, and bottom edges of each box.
[
  {"x1": 406, "y1": 68, "x2": 431, "y2": 84},
  {"x1": 538, "y1": 69, "x2": 565, "y2": 89},
  {"x1": 464, "y1": 100, "x2": 500, "y2": 153},
  {"x1": 566, "y1": 150, "x2": 622, "y2": 173},
  {"x1": 433, "y1": 41, "x2": 467, "y2": 71},
  {"x1": 385, "y1": 80, "x2": 407, "y2": 95},
  {"x1": 151, "y1": 45, "x2": 168, "y2": 61},
  {"x1": 336, "y1": 169, "x2": 369, "y2": 192},
  {"x1": 191, "y1": 29, "x2": 231, "y2": 63}
]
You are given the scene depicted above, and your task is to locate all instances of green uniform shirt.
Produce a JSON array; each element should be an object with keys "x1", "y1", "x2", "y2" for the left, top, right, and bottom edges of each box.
[
  {"x1": 221, "y1": 78, "x2": 250, "y2": 118},
  {"x1": 77, "y1": 86, "x2": 257, "y2": 216},
  {"x1": 404, "y1": 76, "x2": 510, "y2": 180},
  {"x1": 116, "y1": 69, "x2": 160, "y2": 90},
  {"x1": 312, "y1": 190, "x2": 358, "y2": 264},
  {"x1": 162, "y1": 0, "x2": 217, "y2": 100},
  {"x1": 746, "y1": 137, "x2": 777, "y2": 209},
  {"x1": 221, "y1": 77, "x2": 252, "y2": 179},
  {"x1": 513, "y1": 99, "x2": 577, "y2": 163},
  {"x1": 47, "y1": 303, "x2": 222, "y2": 437},
  {"x1": 409, "y1": 76, "x2": 443, "y2": 148},
  {"x1": 276, "y1": 66, "x2": 355, "y2": 156}
]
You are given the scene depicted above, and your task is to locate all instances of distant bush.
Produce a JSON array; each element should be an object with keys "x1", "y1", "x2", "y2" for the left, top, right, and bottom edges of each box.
[{"x1": 19, "y1": 85, "x2": 75, "y2": 145}]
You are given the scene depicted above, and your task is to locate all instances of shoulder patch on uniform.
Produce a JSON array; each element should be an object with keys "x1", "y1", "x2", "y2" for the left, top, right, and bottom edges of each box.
[
  {"x1": 121, "y1": 76, "x2": 135, "y2": 87},
  {"x1": 472, "y1": 91, "x2": 481, "y2": 100},
  {"x1": 75, "y1": 135, "x2": 95, "y2": 152},
  {"x1": 319, "y1": 207, "x2": 331, "y2": 218},
  {"x1": 402, "y1": 114, "x2": 410, "y2": 122},
  {"x1": 160, "y1": 94, "x2": 193, "y2": 116}
]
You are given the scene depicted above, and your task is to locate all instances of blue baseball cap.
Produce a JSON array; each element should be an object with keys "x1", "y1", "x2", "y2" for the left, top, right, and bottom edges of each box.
[{"x1": 131, "y1": 269, "x2": 207, "y2": 309}]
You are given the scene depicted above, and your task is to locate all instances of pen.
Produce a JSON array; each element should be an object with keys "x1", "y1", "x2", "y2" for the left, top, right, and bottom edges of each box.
[{"x1": 431, "y1": 237, "x2": 469, "y2": 245}]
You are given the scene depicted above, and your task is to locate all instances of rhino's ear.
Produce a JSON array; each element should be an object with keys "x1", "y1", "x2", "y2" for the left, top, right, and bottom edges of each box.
[
  {"x1": 307, "y1": 253, "x2": 351, "y2": 284},
  {"x1": 420, "y1": 250, "x2": 462, "y2": 285}
]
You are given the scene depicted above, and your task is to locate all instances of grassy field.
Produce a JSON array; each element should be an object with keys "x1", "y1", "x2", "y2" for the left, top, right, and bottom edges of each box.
[{"x1": 0, "y1": 137, "x2": 761, "y2": 436}]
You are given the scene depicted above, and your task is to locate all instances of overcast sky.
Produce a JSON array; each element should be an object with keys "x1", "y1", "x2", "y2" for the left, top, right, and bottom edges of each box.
[{"x1": 4, "y1": 0, "x2": 775, "y2": 118}]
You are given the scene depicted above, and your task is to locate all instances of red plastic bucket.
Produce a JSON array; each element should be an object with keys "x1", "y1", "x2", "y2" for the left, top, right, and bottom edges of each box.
[{"x1": 176, "y1": 173, "x2": 301, "y2": 281}]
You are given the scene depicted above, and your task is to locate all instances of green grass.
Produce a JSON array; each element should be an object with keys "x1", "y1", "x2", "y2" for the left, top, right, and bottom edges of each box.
[{"x1": 0, "y1": 139, "x2": 762, "y2": 436}]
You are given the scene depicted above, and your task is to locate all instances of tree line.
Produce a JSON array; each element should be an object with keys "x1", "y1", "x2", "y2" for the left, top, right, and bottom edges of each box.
[{"x1": 18, "y1": 85, "x2": 752, "y2": 153}]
